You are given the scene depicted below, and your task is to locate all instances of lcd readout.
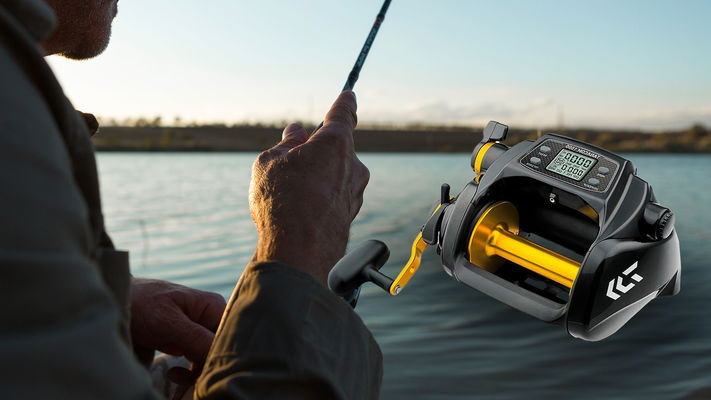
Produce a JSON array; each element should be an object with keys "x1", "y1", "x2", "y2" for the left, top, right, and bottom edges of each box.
[{"x1": 545, "y1": 149, "x2": 597, "y2": 181}]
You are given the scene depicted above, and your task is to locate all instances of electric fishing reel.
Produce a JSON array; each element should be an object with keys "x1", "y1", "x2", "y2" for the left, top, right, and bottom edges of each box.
[{"x1": 330, "y1": 121, "x2": 681, "y2": 341}]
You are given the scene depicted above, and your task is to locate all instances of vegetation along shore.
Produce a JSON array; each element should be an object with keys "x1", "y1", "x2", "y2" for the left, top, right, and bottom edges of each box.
[{"x1": 92, "y1": 123, "x2": 711, "y2": 153}]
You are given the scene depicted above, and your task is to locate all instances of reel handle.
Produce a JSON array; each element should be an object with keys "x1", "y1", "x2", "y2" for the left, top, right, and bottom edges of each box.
[{"x1": 328, "y1": 240, "x2": 392, "y2": 307}]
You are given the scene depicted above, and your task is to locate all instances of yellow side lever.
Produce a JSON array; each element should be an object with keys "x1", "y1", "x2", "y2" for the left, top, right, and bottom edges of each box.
[
  {"x1": 387, "y1": 201, "x2": 450, "y2": 295},
  {"x1": 389, "y1": 232, "x2": 428, "y2": 295}
]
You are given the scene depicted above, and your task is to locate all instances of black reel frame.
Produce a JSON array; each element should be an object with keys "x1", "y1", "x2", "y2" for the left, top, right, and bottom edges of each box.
[{"x1": 329, "y1": 121, "x2": 681, "y2": 341}]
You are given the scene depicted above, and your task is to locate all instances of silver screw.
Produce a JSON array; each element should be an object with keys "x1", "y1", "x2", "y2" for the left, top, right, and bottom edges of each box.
[{"x1": 393, "y1": 285, "x2": 402, "y2": 295}]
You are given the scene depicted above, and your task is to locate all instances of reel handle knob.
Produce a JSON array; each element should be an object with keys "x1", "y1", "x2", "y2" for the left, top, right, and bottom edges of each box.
[{"x1": 328, "y1": 240, "x2": 392, "y2": 307}]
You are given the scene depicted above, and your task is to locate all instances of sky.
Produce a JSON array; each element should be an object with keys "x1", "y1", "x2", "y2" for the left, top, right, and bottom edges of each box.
[{"x1": 47, "y1": 0, "x2": 711, "y2": 130}]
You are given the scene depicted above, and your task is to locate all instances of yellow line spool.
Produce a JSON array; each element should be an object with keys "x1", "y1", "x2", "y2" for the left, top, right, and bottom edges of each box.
[{"x1": 467, "y1": 201, "x2": 580, "y2": 288}]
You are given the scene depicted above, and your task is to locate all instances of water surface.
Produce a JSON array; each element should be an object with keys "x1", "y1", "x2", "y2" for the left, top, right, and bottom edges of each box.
[{"x1": 97, "y1": 153, "x2": 711, "y2": 399}]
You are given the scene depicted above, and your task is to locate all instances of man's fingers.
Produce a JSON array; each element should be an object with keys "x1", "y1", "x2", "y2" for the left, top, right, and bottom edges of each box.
[
  {"x1": 270, "y1": 123, "x2": 309, "y2": 155},
  {"x1": 317, "y1": 90, "x2": 358, "y2": 136},
  {"x1": 195, "y1": 293, "x2": 226, "y2": 333},
  {"x1": 173, "y1": 318, "x2": 215, "y2": 365},
  {"x1": 180, "y1": 289, "x2": 226, "y2": 333},
  {"x1": 163, "y1": 288, "x2": 225, "y2": 364}
]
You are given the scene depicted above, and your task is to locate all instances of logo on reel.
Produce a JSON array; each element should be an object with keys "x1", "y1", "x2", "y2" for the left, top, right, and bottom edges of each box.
[{"x1": 606, "y1": 262, "x2": 644, "y2": 300}]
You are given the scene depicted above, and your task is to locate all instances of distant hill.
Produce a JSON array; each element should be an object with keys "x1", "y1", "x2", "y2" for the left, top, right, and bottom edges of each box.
[{"x1": 92, "y1": 124, "x2": 711, "y2": 153}]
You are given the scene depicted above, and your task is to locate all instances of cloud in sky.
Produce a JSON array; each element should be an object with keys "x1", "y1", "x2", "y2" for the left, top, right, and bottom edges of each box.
[
  {"x1": 359, "y1": 98, "x2": 711, "y2": 130},
  {"x1": 362, "y1": 97, "x2": 561, "y2": 127},
  {"x1": 405, "y1": 101, "x2": 515, "y2": 121}
]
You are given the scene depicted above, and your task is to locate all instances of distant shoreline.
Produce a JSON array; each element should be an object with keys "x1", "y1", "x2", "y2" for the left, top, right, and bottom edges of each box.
[{"x1": 92, "y1": 124, "x2": 711, "y2": 153}]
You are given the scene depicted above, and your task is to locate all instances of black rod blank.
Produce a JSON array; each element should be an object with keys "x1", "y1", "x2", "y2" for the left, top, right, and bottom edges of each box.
[
  {"x1": 342, "y1": 0, "x2": 392, "y2": 92},
  {"x1": 313, "y1": 0, "x2": 392, "y2": 132}
]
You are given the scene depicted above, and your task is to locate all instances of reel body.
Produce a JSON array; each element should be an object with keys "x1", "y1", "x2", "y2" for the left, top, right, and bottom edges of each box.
[{"x1": 329, "y1": 121, "x2": 681, "y2": 341}]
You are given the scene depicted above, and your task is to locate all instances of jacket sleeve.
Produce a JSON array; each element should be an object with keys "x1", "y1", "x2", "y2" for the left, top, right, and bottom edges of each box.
[
  {"x1": 0, "y1": 42, "x2": 161, "y2": 399},
  {"x1": 196, "y1": 262, "x2": 383, "y2": 400}
]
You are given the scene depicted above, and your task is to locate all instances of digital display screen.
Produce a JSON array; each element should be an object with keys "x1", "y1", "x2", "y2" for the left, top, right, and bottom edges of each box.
[{"x1": 545, "y1": 149, "x2": 597, "y2": 181}]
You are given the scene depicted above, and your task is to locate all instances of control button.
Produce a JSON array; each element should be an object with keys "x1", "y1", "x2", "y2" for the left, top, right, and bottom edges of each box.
[
  {"x1": 530, "y1": 157, "x2": 541, "y2": 165},
  {"x1": 588, "y1": 178, "x2": 600, "y2": 186},
  {"x1": 540, "y1": 145, "x2": 551, "y2": 154},
  {"x1": 598, "y1": 166, "x2": 610, "y2": 175},
  {"x1": 643, "y1": 203, "x2": 675, "y2": 240}
]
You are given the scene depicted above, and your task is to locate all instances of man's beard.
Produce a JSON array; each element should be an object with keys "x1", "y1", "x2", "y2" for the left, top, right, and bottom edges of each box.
[
  {"x1": 61, "y1": 23, "x2": 112, "y2": 60},
  {"x1": 57, "y1": 0, "x2": 117, "y2": 60}
]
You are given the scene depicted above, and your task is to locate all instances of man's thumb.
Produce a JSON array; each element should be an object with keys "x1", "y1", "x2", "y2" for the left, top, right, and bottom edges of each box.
[
  {"x1": 322, "y1": 90, "x2": 357, "y2": 132},
  {"x1": 271, "y1": 123, "x2": 308, "y2": 154}
]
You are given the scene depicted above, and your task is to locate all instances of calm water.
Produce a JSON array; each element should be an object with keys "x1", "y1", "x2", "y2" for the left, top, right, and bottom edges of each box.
[{"x1": 97, "y1": 152, "x2": 711, "y2": 399}]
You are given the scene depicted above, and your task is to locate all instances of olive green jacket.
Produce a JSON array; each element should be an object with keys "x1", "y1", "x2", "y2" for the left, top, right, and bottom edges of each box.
[{"x1": 0, "y1": 1, "x2": 382, "y2": 398}]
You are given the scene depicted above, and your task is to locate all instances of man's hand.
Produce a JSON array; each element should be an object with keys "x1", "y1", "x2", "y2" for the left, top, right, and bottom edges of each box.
[
  {"x1": 130, "y1": 278, "x2": 226, "y2": 368},
  {"x1": 249, "y1": 91, "x2": 370, "y2": 284}
]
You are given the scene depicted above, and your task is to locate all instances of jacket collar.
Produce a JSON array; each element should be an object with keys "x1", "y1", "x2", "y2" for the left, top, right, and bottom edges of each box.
[
  {"x1": 0, "y1": 1, "x2": 101, "y2": 136},
  {"x1": 0, "y1": 0, "x2": 57, "y2": 43}
]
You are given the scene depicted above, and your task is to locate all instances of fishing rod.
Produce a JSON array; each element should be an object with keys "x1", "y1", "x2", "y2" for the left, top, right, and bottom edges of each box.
[{"x1": 314, "y1": 0, "x2": 392, "y2": 132}]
